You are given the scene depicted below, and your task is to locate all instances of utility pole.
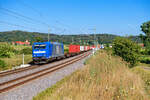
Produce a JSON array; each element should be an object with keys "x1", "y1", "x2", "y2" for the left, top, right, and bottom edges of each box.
[
  {"x1": 72, "y1": 36, "x2": 74, "y2": 44},
  {"x1": 22, "y1": 53, "x2": 24, "y2": 65},
  {"x1": 48, "y1": 28, "x2": 50, "y2": 42},
  {"x1": 93, "y1": 28, "x2": 97, "y2": 54},
  {"x1": 93, "y1": 28, "x2": 96, "y2": 47}
]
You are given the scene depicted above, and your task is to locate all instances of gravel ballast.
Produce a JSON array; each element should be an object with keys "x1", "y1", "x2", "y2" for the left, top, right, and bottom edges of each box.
[
  {"x1": 0, "y1": 53, "x2": 91, "y2": 100},
  {"x1": 0, "y1": 53, "x2": 85, "y2": 84}
]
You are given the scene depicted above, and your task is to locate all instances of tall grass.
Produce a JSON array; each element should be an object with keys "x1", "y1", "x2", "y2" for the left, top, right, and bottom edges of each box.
[
  {"x1": 132, "y1": 67, "x2": 150, "y2": 95},
  {"x1": 1, "y1": 54, "x2": 32, "y2": 70},
  {"x1": 33, "y1": 51, "x2": 149, "y2": 100},
  {"x1": 0, "y1": 43, "x2": 32, "y2": 70}
]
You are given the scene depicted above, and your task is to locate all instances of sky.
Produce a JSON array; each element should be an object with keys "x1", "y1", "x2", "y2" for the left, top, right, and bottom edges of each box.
[{"x1": 0, "y1": 0, "x2": 149, "y2": 36}]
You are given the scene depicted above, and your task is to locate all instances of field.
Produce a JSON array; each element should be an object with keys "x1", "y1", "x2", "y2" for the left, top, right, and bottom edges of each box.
[
  {"x1": 0, "y1": 43, "x2": 32, "y2": 71},
  {"x1": 1, "y1": 54, "x2": 32, "y2": 70},
  {"x1": 33, "y1": 50, "x2": 150, "y2": 100}
]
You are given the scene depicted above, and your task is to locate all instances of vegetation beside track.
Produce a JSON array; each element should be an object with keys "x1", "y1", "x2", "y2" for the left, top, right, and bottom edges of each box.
[
  {"x1": 33, "y1": 50, "x2": 149, "y2": 100},
  {"x1": 132, "y1": 66, "x2": 150, "y2": 94},
  {"x1": 0, "y1": 43, "x2": 32, "y2": 71},
  {"x1": 1, "y1": 54, "x2": 32, "y2": 70}
]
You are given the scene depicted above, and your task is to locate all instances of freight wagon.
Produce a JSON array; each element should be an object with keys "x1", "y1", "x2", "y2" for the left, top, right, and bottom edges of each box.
[
  {"x1": 69, "y1": 45, "x2": 80, "y2": 55},
  {"x1": 80, "y1": 46, "x2": 84, "y2": 52}
]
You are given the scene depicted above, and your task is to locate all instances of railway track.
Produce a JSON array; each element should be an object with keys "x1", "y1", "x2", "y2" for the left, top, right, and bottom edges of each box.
[
  {"x1": 0, "y1": 52, "x2": 91, "y2": 93},
  {"x1": 0, "y1": 52, "x2": 87, "y2": 77}
]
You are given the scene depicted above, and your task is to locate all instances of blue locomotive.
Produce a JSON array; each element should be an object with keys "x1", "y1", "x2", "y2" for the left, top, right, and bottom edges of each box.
[{"x1": 32, "y1": 42, "x2": 64, "y2": 64}]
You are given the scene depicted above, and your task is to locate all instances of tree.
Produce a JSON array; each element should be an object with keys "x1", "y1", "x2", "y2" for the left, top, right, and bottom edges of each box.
[
  {"x1": 112, "y1": 37, "x2": 140, "y2": 67},
  {"x1": 0, "y1": 44, "x2": 16, "y2": 58},
  {"x1": 141, "y1": 21, "x2": 150, "y2": 37},
  {"x1": 140, "y1": 21, "x2": 150, "y2": 54},
  {"x1": 34, "y1": 37, "x2": 44, "y2": 42}
]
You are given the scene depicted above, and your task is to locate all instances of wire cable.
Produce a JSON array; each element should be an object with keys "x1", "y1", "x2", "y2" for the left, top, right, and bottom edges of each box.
[
  {"x1": 0, "y1": 21, "x2": 42, "y2": 32},
  {"x1": 17, "y1": 1, "x2": 67, "y2": 33},
  {"x1": 0, "y1": 7, "x2": 50, "y2": 27},
  {"x1": 0, "y1": 11, "x2": 39, "y2": 26}
]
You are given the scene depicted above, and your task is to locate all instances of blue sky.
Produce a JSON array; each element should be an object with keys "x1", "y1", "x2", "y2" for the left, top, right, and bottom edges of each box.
[{"x1": 0, "y1": 0, "x2": 149, "y2": 36}]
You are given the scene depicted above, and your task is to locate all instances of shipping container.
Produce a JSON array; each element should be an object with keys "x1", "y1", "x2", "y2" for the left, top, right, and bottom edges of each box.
[
  {"x1": 69, "y1": 45, "x2": 80, "y2": 53},
  {"x1": 87, "y1": 46, "x2": 90, "y2": 50},
  {"x1": 80, "y1": 46, "x2": 84, "y2": 51},
  {"x1": 84, "y1": 46, "x2": 88, "y2": 51}
]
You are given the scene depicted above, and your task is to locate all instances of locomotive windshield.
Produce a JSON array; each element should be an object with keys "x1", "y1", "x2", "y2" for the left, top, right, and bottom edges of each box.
[{"x1": 34, "y1": 44, "x2": 46, "y2": 49}]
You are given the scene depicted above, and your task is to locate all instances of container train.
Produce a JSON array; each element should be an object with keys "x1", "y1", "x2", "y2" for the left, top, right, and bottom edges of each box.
[{"x1": 32, "y1": 41, "x2": 97, "y2": 64}]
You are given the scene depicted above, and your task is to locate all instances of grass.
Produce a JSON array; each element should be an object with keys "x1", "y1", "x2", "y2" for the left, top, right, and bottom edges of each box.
[
  {"x1": 11, "y1": 45, "x2": 32, "y2": 51},
  {"x1": 33, "y1": 50, "x2": 149, "y2": 100},
  {"x1": 132, "y1": 67, "x2": 150, "y2": 95},
  {"x1": 32, "y1": 71, "x2": 78, "y2": 100},
  {"x1": 0, "y1": 44, "x2": 32, "y2": 71},
  {"x1": 1, "y1": 54, "x2": 32, "y2": 70}
]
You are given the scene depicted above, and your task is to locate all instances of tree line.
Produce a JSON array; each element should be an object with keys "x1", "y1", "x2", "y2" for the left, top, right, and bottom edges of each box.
[{"x1": 0, "y1": 30, "x2": 141, "y2": 45}]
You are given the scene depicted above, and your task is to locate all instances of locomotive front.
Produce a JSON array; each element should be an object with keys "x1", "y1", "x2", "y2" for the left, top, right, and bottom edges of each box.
[{"x1": 32, "y1": 42, "x2": 51, "y2": 64}]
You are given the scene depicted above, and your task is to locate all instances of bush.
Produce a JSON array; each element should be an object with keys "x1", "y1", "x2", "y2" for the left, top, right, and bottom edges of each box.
[
  {"x1": 140, "y1": 49, "x2": 147, "y2": 55},
  {"x1": 20, "y1": 47, "x2": 32, "y2": 54},
  {"x1": 0, "y1": 44, "x2": 16, "y2": 58},
  {"x1": 112, "y1": 37, "x2": 140, "y2": 67},
  {"x1": 0, "y1": 59, "x2": 7, "y2": 69},
  {"x1": 139, "y1": 56, "x2": 150, "y2": 64}
]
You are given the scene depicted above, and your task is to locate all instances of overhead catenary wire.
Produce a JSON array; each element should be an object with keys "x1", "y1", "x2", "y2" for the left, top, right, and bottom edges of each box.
[
  {"x1": 0, "y1": 21, "x2": 42, "y2": 32},
  {"x1": 0, "y1": 11, "x2": 41, "y2": 27},
  {"x1": 17, "y1": 1, "x2": 58, "y2": 33},
  {"x1": 17, "y1": 1, "x2": 68, "y2": 39},
  {"x1": 18, "y1": 0, "x2": 44, "y2": 18},
  {"x1": 0, "y1": 3, "x2": 67, "y2": 39},
  {"x1": 0, "y1": 7, "x2": 50, "y2": 27},
  {"x1": 18, "y1": 1, "x2": 68, "y2": 31}
]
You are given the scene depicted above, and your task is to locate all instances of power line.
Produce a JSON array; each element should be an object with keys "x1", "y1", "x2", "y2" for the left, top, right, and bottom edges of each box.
[
  {"x1": 16, "y1": 1, "x2": 67, "y2": 36},
  {"x1": 0, "y1": 11, "x2": 39, "y2": 26},
  {"x1": 18, "y1": 0, "x2": 44, "y2": 18},
  {"x1": 1, "y1": 8, "x2": 53, "y2": 33},
  {"x1": 0, "y1": 21, "x2": 42, "y2": 32},
  {"x1": 0, "y1": 7, "x2": 50, "y2": 27},
  {"x1": 17, "y1": 1, "x2": 53, "y2": 32},
  {"x1": 0, "y1": 6, "x2": 65, "y2": 36}
]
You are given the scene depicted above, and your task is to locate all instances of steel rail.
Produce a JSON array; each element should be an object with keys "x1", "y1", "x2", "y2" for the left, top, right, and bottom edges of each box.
[
  {"x1": 0, "y1": 52, "x2": 90, "y2": 93},
  {"x1": 0, "y1": 52, "x2": 86, "y2": 77}
]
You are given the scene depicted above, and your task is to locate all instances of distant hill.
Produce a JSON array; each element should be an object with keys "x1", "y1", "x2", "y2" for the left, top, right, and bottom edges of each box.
[{"x1": 0, "y1": 30, "x2": 141, "y2": 45}]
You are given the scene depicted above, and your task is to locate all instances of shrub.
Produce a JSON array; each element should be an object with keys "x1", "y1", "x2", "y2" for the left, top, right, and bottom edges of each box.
[
  {"x1": 20, "y1": 47, "x2": 32, "y2": 54},
  {"x1": 112, "y1": 37, "x2": 140, "y2": 67},
  {"x1": 139, "y1": 56, "x2": 150, "y2": 64},
  {"x1": 140, "y1": 49, "x2": 147, "y2": 55},
  {"x1": 0, "y1": 59, "x2": 7, "y2": 69},
  {"x1": 0, "y1": 44, "x2": 16, "y2": 58}
]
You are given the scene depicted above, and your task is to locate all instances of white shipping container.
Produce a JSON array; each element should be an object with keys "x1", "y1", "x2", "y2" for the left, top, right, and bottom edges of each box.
[
  {"x1": 80, "y1": 46, "x2": 84, "y2": 51},
  {"x1": 85, "y1": 46, "x2": 88, "y2": 51}
]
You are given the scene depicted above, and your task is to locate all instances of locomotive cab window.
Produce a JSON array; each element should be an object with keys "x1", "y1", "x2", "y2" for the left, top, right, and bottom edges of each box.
[
  {"x1": 40, "y1": 45, "x2": 46, "y2": 49},
  {"x1": 34, "y1": 45, "x2": 46, "y2": 49}
]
